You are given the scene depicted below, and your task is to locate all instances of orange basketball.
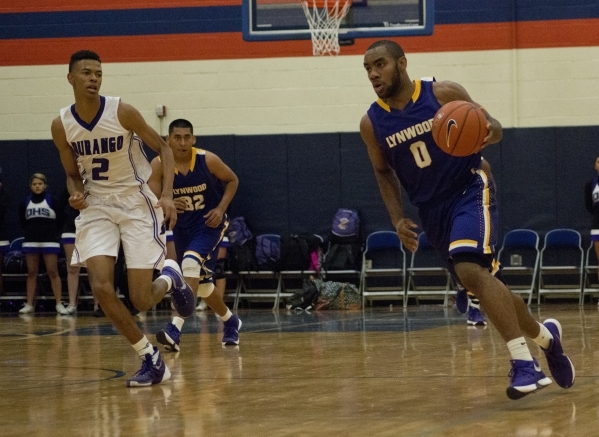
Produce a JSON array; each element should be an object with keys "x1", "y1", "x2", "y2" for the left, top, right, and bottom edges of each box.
[{"x1": 431, "y1": 101, "x2": 488, "y2": 157}]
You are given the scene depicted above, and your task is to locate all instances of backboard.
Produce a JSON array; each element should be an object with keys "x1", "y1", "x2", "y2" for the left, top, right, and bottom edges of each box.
[{"x1": 242, "y1": 0, "x2": 434, "y2": 42}]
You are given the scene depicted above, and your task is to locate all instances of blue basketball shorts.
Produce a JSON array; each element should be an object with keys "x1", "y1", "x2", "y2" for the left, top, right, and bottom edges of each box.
[
  {"x1": 174, "y1": 224, "x2": 227, "y2": 282},
  {"x1": 420, "y1": 168, "x2": 498, "y2": 272}
]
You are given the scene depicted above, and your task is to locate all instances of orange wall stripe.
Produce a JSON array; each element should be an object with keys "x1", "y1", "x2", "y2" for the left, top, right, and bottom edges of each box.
[
  {"x1": 0, "y1": 0, "x2": 240, "y2": 13},
  {"x1": 1, "y1": 20, "x2": 598, "y2": 67}
]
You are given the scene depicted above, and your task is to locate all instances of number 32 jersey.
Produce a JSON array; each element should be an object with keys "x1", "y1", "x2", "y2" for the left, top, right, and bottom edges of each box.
[
  {"x1": 173, "y1": 147, "x2": 225, "y2": 231},
  {"x1": 60, "y1": 95, "x2": 152, "y2": 196},
  {"x1": 366, "y1": 79, "x2": 481, "y2": 208}
]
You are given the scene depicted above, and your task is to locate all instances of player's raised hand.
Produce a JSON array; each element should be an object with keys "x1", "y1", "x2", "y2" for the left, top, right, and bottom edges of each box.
[
  {"x1": 395, "y1": 218, "x2": 419, "y2": 252},
  {"x1": 69, "y1": 191, "x2": 88, "y2": 210},
  {"x1": 157, "y1": 196, "x2": 177, "y2": 230}
]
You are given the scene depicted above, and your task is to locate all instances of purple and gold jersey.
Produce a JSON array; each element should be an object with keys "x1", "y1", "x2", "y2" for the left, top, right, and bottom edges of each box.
[
  {"x1": 173, "y1": 147, "x2": 225, "y2": 231},
  {"x1": 366, "y1": 79, "x2": 481, "y2": 208}
]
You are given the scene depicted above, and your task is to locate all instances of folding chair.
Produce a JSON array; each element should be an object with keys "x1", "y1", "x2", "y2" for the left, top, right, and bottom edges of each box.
[
  {"x1": 278, "y1": 234, "x2": 323, "y2": 300},
  {"x1": 537, "y1": 229, "x2": 584, "y2": 305},
  {"x1": 583, "y1": 240, "x2": 599, "y2": 302},
  {"x1": 360, "y1": 231, "x2": 406, "y2": 307},
  {"x1": 496, "y1": 229, "x2": 540, "y2": 305},
  {"x1": 405, "y1": 232, "x2": 453, "y2": 308},
  {"x1": 233, "y1": 234, "x2": 290, "y2": 309}
]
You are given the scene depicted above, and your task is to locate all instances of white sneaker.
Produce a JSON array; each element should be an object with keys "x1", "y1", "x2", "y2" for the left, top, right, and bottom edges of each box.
[
  {"x1": 56, "y1": 303, "x2": 70, "y2": 315},
  {"x1": 19, "y1": 303, "x2": 34, "y2": 314},
  {"x1": 196, "y1": 300, "x2": 208, "y2": 311},
  {"x1": 65, "y1": 305, "x2": 77, "y2": 315}
]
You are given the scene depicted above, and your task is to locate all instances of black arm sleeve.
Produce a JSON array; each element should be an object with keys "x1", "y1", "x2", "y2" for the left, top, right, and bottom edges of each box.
[{"x1": 585, "y1": 180, "x2": 593, "y2": 214}]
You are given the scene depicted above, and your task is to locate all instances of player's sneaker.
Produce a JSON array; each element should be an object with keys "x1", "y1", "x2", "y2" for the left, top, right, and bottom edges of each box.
[
  {"x1": 541, "y1": 318, "x2": 575, "y2": 388},
  {"x1": 222, "y1": 314, "x2": 242, "y2": 346},
  {"x1": 455, "y1": 286, "x2": 468, "y2": 314},
  {"x1": 196, "y1": 300, "x2": 208, "y2": 311},
  {"x1": 65, "y1": 305, "x2": 77, "y2": 315},
  {"x1": 156, "y1": 322, "x2": 181, "y2": 352},
  {"x1": 56, "y1": 303, "x2": 70, "y2": 315},
  {"x1": 127, "y1": 347, "x2": 171, "y2": 387},
  {"x1": 162, "y1": 259, "x2": 195, "y2": 317},
  {"x1": 19, "y1": 303, "x2": 34, "y2": 314},
  {"x1": 467, "y1": 306, "x2": 487, "y2": 326},
  {"x1": 506, "y1": 358, "x2": 552, "y2": 400}
]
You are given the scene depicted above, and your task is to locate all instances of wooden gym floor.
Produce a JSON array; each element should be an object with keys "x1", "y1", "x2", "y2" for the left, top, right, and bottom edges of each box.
[{"x1": 1, "y1": 303, "x2": 598, "y2": 437}]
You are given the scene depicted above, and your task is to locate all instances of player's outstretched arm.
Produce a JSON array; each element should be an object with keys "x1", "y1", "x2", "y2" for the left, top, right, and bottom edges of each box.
[
  {"x1": 117, "y1": 102, "x2": 177, "y2": 229},
  {"x1": 360, "y1": 114, "x2": 418, "y2": 252},
  {"x1": 204, "y1": 151, "x2": 239, "y2": 228}
]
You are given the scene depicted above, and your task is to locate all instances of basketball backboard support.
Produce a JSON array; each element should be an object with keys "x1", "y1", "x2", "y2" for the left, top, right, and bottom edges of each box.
[{"x1": 242, "y1": 0, "x2": 434, "y2": 42}]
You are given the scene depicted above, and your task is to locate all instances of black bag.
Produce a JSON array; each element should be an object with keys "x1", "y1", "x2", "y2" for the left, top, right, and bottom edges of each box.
[
  {"x1": 228, "y1": 241, "x2": 258, "y2": 273},
  {"x1": 279, "y1": 233, "x2": 322, "y2": 271},
  {"x1": 323, "y1": 243, "x2": 361, "y2": 271},
  {"x1": 3, "y1": 250, "x2": 26, "y2": 274},
  {"x1": 285, "y1": 279, "x2": 320, "y2": 311}
]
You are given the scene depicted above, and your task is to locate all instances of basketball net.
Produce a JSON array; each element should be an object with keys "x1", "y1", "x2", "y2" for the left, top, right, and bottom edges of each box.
[{"x1": 301, "y1": 0, "x2": 351, "y2": 56}]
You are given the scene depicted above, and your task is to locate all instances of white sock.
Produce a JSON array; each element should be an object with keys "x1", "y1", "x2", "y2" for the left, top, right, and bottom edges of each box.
[
  {"x1": 132, "y1": 336, "x2": 154, "y2": 358},
  {"x1": 158, "y1": 275, "x2": 173, "y2": 291},
  {"x1": 220, "y1": 309, "x2": 232, "y2": 322},
  {"x1": 172, "y1": 316, "x2": 184, "y2": 331},
  {"x1": 532, "y1": 322, "x2": 553, "y2": 349},
  {"x1": 507, "y1": 337, "x2": 533, "y2": 361}
]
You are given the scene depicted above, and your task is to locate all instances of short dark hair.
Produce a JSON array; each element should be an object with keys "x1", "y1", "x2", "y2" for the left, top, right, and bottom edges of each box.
[
  {"x1": 69, "y1": 50, "x2": 101, "y2": 72},
  {"x1": 168, "y1": 119, "x2": 194, "y2": 135},
  {"x1": 367, "y1": 40, "x2": 405, "y2": 61}
]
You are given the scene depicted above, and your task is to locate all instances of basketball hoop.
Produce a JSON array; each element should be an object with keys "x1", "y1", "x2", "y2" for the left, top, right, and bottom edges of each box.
[{"x1": 301, "y1": 0, "x2": 351, "y2": 56}]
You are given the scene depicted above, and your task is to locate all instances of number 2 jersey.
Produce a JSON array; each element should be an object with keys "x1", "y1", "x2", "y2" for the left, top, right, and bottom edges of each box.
[
  {"x1": 366, "y1": 79, "x2": 481, "y2": 209},
  {"x1": 60, "y1": 95, "x2": 151, "y2": 196}
]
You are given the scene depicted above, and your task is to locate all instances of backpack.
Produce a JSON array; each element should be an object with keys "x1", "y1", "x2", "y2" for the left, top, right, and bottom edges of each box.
[
  {"x1": 285, "y1": 278, "x2": 321, "y2": 311},
  {"x1": 279, "y1": 233, "x2": 322, "y2": 271},
  {"x1": 228, "y1": 217, "x2": 253, "y2": 245},
  {"x1": 323, "y1": 243, "x2": 362, "y2": 271},
  {"x1": 323, "y1": 209, "x2": 363, "y2": 272},
  {"x1": 3, "y1": 250, "x2": 26, "y2": 274},
  {"x1": 330, "y1": 208, "x2": 361, "y2": 244},
  {"x1": 227, "y1": 240, "x2": 258, "y2": 273},
  {"x1": 255, "y1": 235, "x2": 281, "y2": 271}
]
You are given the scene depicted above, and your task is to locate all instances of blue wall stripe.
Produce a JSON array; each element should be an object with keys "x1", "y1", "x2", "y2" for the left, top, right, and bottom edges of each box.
[{"x1": 0, "y1": 6, "x2": 240, "y2": 40}]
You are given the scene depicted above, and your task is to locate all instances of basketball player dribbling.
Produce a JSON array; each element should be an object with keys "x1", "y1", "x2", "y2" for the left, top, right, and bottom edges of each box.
[
  {"x1": 51, "y1": 50, "x2": 196, "y2": 387},
  {"x1": 360, "y1": 40, "x2": 575, "y2": 399}
]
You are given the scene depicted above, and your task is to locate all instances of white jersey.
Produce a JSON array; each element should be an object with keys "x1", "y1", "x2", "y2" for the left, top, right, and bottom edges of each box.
[{"x1": 59, "y1": 96, "x2": 152, "y2": 196}]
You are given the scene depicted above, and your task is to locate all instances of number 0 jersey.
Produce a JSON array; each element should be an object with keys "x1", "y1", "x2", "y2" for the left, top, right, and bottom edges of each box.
[
  {"x1": 173, "y1": 147, "x2": 225, "y2": 231},
  {"x1": 60, "y1": 96, "x2": 152, "y2": 196},
  {"x1": 366, "y1": 79, "x2": 481, "y2": 208}
]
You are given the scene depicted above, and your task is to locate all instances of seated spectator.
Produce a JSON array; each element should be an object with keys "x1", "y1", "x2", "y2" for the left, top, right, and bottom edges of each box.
[{"x1": 18, "y1": 173, "x2": 67, "y2": 315}]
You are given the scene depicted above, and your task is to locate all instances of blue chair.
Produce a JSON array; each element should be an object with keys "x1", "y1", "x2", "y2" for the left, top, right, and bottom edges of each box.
[
  {"x1": 360, "y1": 231, "x2": 406, "y2": 307},
  {"x1": 9, "y1": 237, "x2": 24, "y2": 252},
  {"x1": 497, "y1": 229, "x2": 540, "y2": 305},
  {"x1": 405, "y1": 232, "x2": 453, "y2": 308},
  {"x1": 583, "y1": 240, "x2": 599, "y2": 301},
  {"x1": 233, "y1": 234, "x2": 289, "y2": 310},
  {"x1": 537, "y1": 229, "x2": 584, "y2": 305}
]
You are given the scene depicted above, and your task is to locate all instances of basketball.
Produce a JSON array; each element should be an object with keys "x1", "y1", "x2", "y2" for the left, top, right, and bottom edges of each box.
[{"x1": 431, "y1": 101, "x2": 488, "y2": 157}]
